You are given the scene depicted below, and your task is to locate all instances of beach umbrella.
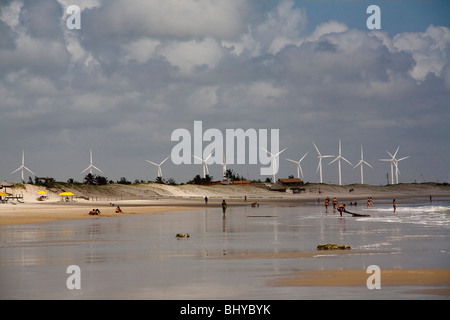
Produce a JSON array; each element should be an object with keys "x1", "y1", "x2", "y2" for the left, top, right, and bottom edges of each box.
[
  {"x1": 0, "y1": 192, "x2": 9, "y2": 197},
  {"x1": 58, "y1": 192, "x2": 75, "y2": 196},
  {"x1": 37, "y1": 191, "x2": 47, "y2": 195},
  {"x1": 59, "y1": 191, "x2": 75, "y2": 202}
]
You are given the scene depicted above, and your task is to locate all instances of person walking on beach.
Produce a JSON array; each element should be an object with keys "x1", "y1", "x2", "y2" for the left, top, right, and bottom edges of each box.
[
  {"x1": 204, "y1": 196, "x2": 208, "y2": 204},
  {"x1": 337, "y1": 204, "x2": 345, "y2": 217},
  {"x1": 222, "y1": 199, "x2": 227, "y2": 215},
  {"x1": 393, "y1": 199, "x2": 396, "y2": 213},
  {"x1": 324, "y1": 198, "x2": 329, "y2": 213},
  {"x1": 332, "y1": 197, "x2": 338, "y2": 213}
]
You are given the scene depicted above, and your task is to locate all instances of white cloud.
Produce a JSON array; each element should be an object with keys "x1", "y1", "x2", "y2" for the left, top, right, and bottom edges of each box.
[
  {"x1": 124, "y1": 38, "x2": 161, "y2": 64},
  {"x1": 223, "y1": 0, "x2": 307, "y2": 56},
  {"x1": 393, "y1": 25, "x2": 450, "y2": 80},
  {"x1": 94, "y1": 0, "x2": 248, "y2": 40},
  {"x1": 158, "y1": 38, "x2": 223, "y2": 74}
]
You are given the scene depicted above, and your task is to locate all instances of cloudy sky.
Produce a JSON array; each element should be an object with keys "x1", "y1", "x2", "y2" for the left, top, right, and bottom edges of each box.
[{"x1": 1, "y1": 0, "x2": 449, "y2": 185}]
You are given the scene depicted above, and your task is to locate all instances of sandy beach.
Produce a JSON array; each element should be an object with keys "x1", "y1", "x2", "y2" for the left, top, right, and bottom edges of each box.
[
  {"x1": 0, "y1": 184, "x2": 450, "y2": 298},
  {"x1": 1, "y1": 182, "x2": 448, "y2": 226}
]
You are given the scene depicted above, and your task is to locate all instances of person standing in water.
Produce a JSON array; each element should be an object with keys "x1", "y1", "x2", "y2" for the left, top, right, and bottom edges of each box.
[
  {"x1": 332, "y1": 197, "x2": 338, "y2": 213},
  {"x1": 324, "y1": 198, "x2": 329, "y2": 213},
  {"x1": 222, "y1": 199, "x2": 227, "y2": 215},
  {"x1": 393, "y1": 199, "x2": 396, "y2": 213}
]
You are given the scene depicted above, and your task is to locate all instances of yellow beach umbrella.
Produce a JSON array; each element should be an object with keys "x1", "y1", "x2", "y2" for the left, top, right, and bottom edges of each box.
[
  {"x1": 37, "y1": 191, "x2": 47, "y2": 195},
  {"x1": 0, "y1": 192, "x2": 8, "y2": 197},
  {"x1": 59, "y1": 192, "x2": 75, "y2": 196}
]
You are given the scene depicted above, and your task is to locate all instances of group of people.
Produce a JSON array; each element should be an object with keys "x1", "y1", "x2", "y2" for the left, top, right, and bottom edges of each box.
[
  {"x1": 89, "y1": 205, "x2": 122, "y2": 215},
  {"x1": 89, "y1": 208, "x2": 101, "y2": 215},
  {"x1": 323, "y1": 197, "x2": 339, "y2": 214},
  {"x1": 323, "y1": 197, "x2": 350, "y2": 216}
]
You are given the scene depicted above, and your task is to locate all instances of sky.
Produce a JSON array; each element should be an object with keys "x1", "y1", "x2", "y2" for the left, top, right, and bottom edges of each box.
[{"x1": 0, "y1": 0, "x2": 449, "y2": 185}]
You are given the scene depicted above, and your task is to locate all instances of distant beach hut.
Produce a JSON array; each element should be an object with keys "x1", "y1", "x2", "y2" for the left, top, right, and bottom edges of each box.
[{"x1": 59, "y1": 191, "x2": 75, "y2": 202}]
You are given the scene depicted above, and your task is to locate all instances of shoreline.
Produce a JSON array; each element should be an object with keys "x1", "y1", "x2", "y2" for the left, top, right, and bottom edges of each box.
[
  {"x1": 0, "y1": 194, "x2": 450, "y2": 226},
  {"x1": 0, "y1": 183, "x2": 449, "y2": 226}
]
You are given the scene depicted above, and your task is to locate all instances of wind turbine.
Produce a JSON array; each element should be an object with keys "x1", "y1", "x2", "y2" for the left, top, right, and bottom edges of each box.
[
  {"x1": 312, "y1": 142, "x2": 334, "y2": 183},
  {"x1": 380, "y1": 146, "x2": 409, "y2": 184},
  {"x1": 286, "y1": 152, "x2": 308, "y2": 179},
  {"x1": 354, "y1": 146, "x2": 373, "y2": 184},
  {"x1": 193, "y1": 150, "x2": 214, "y2": 178},
  {"x1": 262, "y1": 147, "x2": 287, "y2": 183},
  {"x1": 222, "y1": 152, "x2": 227, "y2": 180},
  {"x1": 328, "y1": 140, "x2": 353, "y2": 186},
  {"x1": 11, "y1": 150, "x2": 36, "y2": 182},
  {"x1": 146, "y1": 156, "x2": 170, "y2": 178},
  {"x1": 81, "y1": 149, "x2": 103, "y2": 175}
]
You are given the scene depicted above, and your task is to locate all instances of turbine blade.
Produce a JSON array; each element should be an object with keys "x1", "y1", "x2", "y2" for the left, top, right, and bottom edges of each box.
[
  {"x1": 286, "y1": 158, "x2": 297, "y2": 164},
  {"x1": 92, "y1": 165, "x2": 103, "y2": 173},
  {"x1": 398, "y1": 156, "x2": 410, "y2": 161},
  {"x1": 312, "y1": 142, "x2": 321, "y2": 156},
  {"x1": 160, "y1": 156, "x2": 170, "y2": 165},
  {"x1": 316, "y1": 160, "x2": 321, "y2": 173},
  {"x1": 261, "y1": 147, "x2": 273, "y2": 157},
  {"x1": 146, "y1": 160, "x2": 159, "y2": 166},
  {"x1": 299, "y1": 165, "x2": 304, "y2": 178},
  {"x1": 274, "y1": 147, "x2": 287, "y2": 157},
  {"x1": 205, "y1": 150, "x2": 214, "y2": 161},
  {"x1": 342, "y1": 156, "x2": 353, "y2": 166},
  {"x1": 364, "y1": 161, "x2": 374, "y2": 169},
  {"x1": 300, "y1": 152, "x2": 308, "y2": 162},
  {"x1": 393, "y1": 146, "x2": 400, "y2": 158},
  {"x1": 328, "y1": 157, "x2": 338, "y2": 165},
  {"x1": 24, "y1": 166, "x2": 36, "y2": 176},
  {"x1": 354, "y1": 160, "x2": 363, "y2": 169},
  {"x1": 11, "y1": 167, "x2": 22, "y2": 174}
]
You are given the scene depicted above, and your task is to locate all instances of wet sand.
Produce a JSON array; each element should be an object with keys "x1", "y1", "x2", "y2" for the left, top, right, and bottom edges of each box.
[{"x1": 272, "y1": 269, "x2": 450, "y2": 291}]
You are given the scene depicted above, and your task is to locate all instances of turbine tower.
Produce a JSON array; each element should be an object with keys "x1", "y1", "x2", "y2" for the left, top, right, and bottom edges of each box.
[
  {"x1": 312, "y1": 142, "x2": 333, "y2": 183},
  {"x1": 11, "y1": 150, "x2": 36, "y2": 182},
  {"x1": 262, "y1": 147, "x2": 287, "y2": 183},
  {"x1": 328, "y1": 140, "x2": 353, "y2": 186},
  {"x1": 354, "y1": 146, "x2": 373, "y2": 184},
  {"x1": 146, "y1": 156, "x2": 170, "y2": 178},
  {"x1": 286, "y1": 152, "x2": 308, "y2": 179},
  {"x1": 81, "y1": 149, "x2": 103, "y2": 175},
  {"x1": 193, "y1": 150, "x2": 214, "y2": 178},
  {"x1": 222, "y1": 152, "x2": 227, "y2": 180}
]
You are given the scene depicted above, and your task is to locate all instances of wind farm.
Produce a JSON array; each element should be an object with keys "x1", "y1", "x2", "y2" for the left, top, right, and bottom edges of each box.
[{"x1": 3, "y1": 141, "x2": 416, "y2": 186}]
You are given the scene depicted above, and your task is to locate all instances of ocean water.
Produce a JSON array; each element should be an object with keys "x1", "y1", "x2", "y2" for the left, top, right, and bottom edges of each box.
[{"x1": 0, "y1": 199, "x2": 449, "y2": 300}]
